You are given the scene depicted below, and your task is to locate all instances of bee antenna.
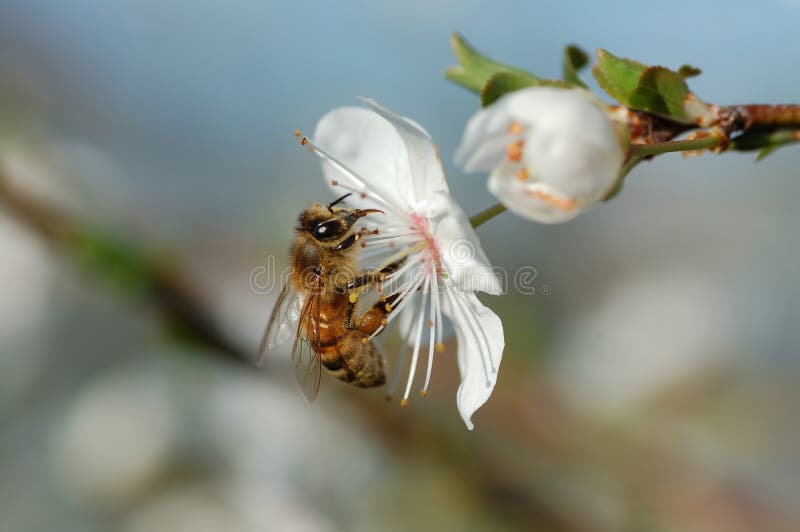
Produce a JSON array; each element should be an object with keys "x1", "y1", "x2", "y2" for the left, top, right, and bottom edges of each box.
[{"x1": 327, "y1": 192, "x2": 352, "y2": 212}]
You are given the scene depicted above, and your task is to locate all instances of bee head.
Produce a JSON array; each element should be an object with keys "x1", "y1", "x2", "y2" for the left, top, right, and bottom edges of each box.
[{"x1": 298, "y1": 195, "x2": 383, "y2": 243}]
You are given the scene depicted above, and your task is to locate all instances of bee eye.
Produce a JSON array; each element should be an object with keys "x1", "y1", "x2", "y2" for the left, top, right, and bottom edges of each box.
[{"x1": 310, "y1": 219, "x2": 344, "y2": 241}]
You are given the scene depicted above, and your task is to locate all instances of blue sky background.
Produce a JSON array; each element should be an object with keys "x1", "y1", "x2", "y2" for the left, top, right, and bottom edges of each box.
[{"x1": 1, "y1": 0, "x2": 799, "y2": 223}]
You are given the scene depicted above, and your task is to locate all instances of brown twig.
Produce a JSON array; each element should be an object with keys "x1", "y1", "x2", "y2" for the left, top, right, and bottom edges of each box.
[
  {"x1": 726, "y1": 104, "x2": 800, "y2": 131},
  {"x1": 0, "y1": 165, "x2": 252, "y2": 366}
]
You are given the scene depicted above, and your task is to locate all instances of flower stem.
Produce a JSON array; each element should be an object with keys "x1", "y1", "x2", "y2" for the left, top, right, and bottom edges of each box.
[
  {"x1": 630, "y1": 135, "x2": 722, "y2": 158},
  {"x1": 603, "y1": 154, "x2": 642, "y2": 201},
  {"x1": 470, "y1": 202, "x2": 506, "y2": 228}
]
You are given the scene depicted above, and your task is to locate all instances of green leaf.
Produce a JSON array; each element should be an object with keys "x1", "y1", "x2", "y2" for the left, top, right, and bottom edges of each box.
[
  {"x1": 592, "y1": 49, "x2": 647, "y2": 106},
  {"x1": 444, "y1": 66, "x2": 484, "y2": 93},
  {"x1": 629, "y1": 66, "x2": 690, "y2": 121},
  {"x1": 481, "y1": 71, "x2": 537, "y2": 107},
  {"x1": 731, "y1": 128, "x2": 800, "y2": 161},
  {"x1": 562, "y1": 45, "x2": 589, "y2": 88},
  {"x1": 756, "y1": 146, "x2": 779, "y2": 161},
  {"x1": 593, "y1": 50, "x2": 700, "y2": 123},
  {"x1": 446, "y1": 33, "x2": 537, "y2": 94},
  {"x1": 482, "y1": 73, "x2": 574, "y2": 107},
  {"x1": 480, "y1": 72, "x2": 571, "y2": 107},
  {"x1": 677, "y1": 64, "x2": 702, "y2": 79}
]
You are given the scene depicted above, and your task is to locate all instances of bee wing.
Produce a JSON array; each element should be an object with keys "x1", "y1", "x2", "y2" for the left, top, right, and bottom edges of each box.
[
  {"x1": 292, "y1": 281, "x2": 323, "y2": 402},
  {"x1": 257, "y1": 280, "x2": 304, "y2": 365}
]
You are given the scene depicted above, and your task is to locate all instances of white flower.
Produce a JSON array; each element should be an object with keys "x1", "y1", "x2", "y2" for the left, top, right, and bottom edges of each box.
[
  {"x1": 455, "y1": 87, "x2": 627, "y2": 223},
  {"x1": 310, "y1": 98, "x2": 504, "y2": 430}
]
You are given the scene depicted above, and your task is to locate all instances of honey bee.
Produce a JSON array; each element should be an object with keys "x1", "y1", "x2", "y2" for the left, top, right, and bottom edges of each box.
[{"x1": 258, "y1": 193, "x2": 396, "y2": 400}]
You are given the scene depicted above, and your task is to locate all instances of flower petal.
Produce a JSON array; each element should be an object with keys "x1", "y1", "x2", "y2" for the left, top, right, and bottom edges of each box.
[
  {"x1": 523, "y1": 113, "x2": 622, "y2": 200},
  {"x1": 313, "y1": 106, "x2": 413, "y2": 210},
  {"x1": 456, "y1": 87, "x2": 624, "y2": 191},
  {"x1": 426, "y1": 192, "x2": 502, "y2": 295},
  {"x1": 487, "y1": 160, "x2": 587, "y2": 223},
  {"x1": 358, "y1": 98, "x2": 448, "y2": 202},
  {"x1": 457, "y1": 87, "x2": 624, "y2": 223},
  {"x1": 314, "y1": 101, "x2": 447, "y2": 211},
  {"x1": 395, "y1": 291, "x2": 418, "y2": 342},
  {"x1": 455, "y1": 87, "x2": 563, "y2": 171},
  {"x1": 441, "y1": 289, "x2": 504, "y2": 430}
]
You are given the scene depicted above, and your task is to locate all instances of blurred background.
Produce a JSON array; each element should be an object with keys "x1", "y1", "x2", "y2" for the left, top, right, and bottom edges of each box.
[{"x1": 1, "y1": 1, "x2": 799, "y2": 531}]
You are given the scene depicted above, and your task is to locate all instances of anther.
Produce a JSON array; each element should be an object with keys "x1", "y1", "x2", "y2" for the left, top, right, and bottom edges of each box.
[
  {"x1": 349, "y1": 293, "x2": 358, "y2": 304},
  {"x1": 361, "y1": 338, "x2": 368, "y2": 345},
  {"x1": 384, "y1": 303, "x2": 393, "y2": 312},
  {"x1": 435, "y1": 342, "x2": 445, "y2": 353},
  {"x1": 300, "y1": 137, "x2": 308, "y2": 146},
  {"x1": 294, "y1": 129, "x2": 301, "y2": 137},
  {"x1": 331, "y1": 180, "x2": 339, "y2": 186},
  {"x1": 528, "y1": 189, "x2": 578, "y2": 211},
  {"x1": 516, "y1": 168, "x2": 530, "y2": 181},
  {"x1": 506, "y1": 140, "x2": 524, "y2": 162},
  {"x1": 400, "y1": 399, "x2": 409, "y2": 407},
  {"x1": 420, "y1": 390, "x2": 428, "y2": 397},
  {"x1": 360, "y1": 241, "x2": 366, "y2": 248},
  {"x1": 508, "y1": 121, "x2": 524, "y2": 135}
]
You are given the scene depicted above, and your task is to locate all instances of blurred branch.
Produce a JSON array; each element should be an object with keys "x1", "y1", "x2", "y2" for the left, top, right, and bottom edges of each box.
[{"x1": 0, "y1": 165, "x2": 252, "y2": 366}]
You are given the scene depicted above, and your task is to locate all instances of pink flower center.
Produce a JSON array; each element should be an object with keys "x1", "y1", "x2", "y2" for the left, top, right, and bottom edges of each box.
[{"x1": 410, "y1": 212, "x2": 443, "y2": 276}]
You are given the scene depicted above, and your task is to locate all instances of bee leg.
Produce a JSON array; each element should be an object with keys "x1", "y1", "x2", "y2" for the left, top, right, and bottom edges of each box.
[
  {"x1": 333, "y1": 233, "x2": 358, "y2": 252},
  {"x1": 333, "y1": 227, "x2": 373, "y2": 252},
  {"x1": 354, "y1": 292, "x2": 401, "y2": 336},
  {"x1": 346, "y1": 259, "x2": 405, "y2": 291},
  {"x1": 344, "y1": 260, "x2": 405, "y2": 332},
  {"x1": 344, "y1": 294, "x2": 359, "y2": 331},
  {"x1": 347, "y1": 271, "x2": 384, "y2": 291}
]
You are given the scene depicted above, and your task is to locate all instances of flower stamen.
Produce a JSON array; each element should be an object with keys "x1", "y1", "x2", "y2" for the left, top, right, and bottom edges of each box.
[
  {"x1": 507, "y1": 121, "x2": 524, "y2": 135},
  {"x1": 377, "y1": 273, "x2": 424, "y2": 332},
  {"x1": 409, "y1": 213, "x2": 443, "y2": 275},
  {"x1": 302, "y1": 138, "x2": 409, "y2": 216},
  {"x1": 402, "y1": 277, "x2": 430, "y2": 404},
  {"x1": 422, "y1": 274, "x2": 440, "y2": 395},
  {"x1": 374, "y1": 240, "x2": 428, "y2": 278},
  {"x1": 506, "y1": 140, "x2": 524, "y2": 162},
  {"x1": 526, "y1": 186, "x2": 579, "y2": 211}
]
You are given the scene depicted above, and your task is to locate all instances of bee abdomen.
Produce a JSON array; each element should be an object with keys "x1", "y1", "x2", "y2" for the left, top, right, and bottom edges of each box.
[{"x1": 327, "y1": 333, "x2": 385, "y2": 388}]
